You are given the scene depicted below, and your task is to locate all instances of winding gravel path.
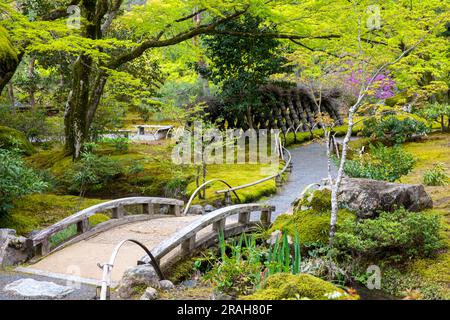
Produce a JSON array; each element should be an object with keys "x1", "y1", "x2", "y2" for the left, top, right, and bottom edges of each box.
[{"x1": 264, "y1": 142, "x2": 335, "y2": 218}]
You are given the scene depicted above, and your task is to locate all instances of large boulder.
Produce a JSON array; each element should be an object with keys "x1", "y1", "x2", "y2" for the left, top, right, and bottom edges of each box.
[
  {"x1": 338, "y1": 178, "x2": 433, "y2": 218},
  {"x1": 0, "y1": 229, "x2": 28, "y2": 267},
  {"x1": 117, "y1": 265, "x2": 161, "y2": 299}
]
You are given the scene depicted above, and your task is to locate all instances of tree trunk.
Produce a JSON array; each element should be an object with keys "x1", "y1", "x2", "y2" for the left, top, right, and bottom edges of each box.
[
  {"x1": 8, "y1": 82, "x2": 15, "y2": 110},
  {"x1": 0, "y1": 52, "x2": 23, "y2": 96},
  {"x1": 28, "y1": 57, "x2": 36, "y2": 107},
  {"x1": 64, "y1": 55, "x2": 93, "y2": 159}
]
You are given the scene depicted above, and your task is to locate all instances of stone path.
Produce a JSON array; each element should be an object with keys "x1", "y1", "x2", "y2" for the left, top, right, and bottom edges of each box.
[{"x1": 3, "y1": 141, "x2": 334, "y2": 299}]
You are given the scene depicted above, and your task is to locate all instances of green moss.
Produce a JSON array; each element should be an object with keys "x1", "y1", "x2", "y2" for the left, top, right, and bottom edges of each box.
[
  {"x1": 0, "y1": 27, "x2": 18, "y2": 69},
  {"x1": 241, "y1": 273, "x2": 348, "y2": 300},
  {"x1": 0, "y1": 194, "x2": 103, "y2": 235},
  {"x1": 165, "y1": 257, "x2": 197, "y2": 284},
  {"x1": 0, "y1": 126, "x2": 35, "y2": 155},
  {"x1": 89, "y1": 213, "x2": 110, "y2": 227},
  {"x1": 273, "y1": 189, "x2": 355, "y2": 244}
]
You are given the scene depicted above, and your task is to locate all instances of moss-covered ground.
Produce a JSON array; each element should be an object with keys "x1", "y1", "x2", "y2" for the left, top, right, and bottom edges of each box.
[
  {"x1": 397, "y1": 133, "x2": 450, "y2": 298},
  {"x1": 0, "y1": 194, "x2": 103, "y2": 235}
]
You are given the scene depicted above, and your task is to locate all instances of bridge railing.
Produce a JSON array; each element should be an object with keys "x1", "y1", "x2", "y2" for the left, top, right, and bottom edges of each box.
[
  {"x1": 139, "y1": 203, "x2": 275, "y2": 266},
  {"x1": 215, "y1": 146, "x2": 293, "y2": 196},
  {"x1": 183, "y1": 140, "x2": 292, "y2": 215},
  {"x1": 26, "y1": 197, "x2": 184, "y2": 258}
]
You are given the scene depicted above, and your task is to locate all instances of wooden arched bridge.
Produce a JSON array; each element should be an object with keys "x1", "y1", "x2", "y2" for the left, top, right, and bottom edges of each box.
[
  {"x1": 18, "y1": 197, "x2": 275, "y2": 287},
  {"x1": 16, "y1": 144, "x2": 291, "y2": 288}
]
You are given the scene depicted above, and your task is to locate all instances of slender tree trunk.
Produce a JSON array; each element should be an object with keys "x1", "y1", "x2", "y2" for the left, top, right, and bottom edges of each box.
[
  {"x1": 329, "y1": 105, "x2": 356, "y2": 245},
  {"x1": 8, "y1": 82, "x2": 15, "y2": 110},
  {"x1": 28, "y1": 57, "x2": 36, "y2": 107}
]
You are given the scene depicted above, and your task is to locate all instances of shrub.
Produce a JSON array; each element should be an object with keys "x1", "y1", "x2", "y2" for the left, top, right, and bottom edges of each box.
[
  {"x1": 418, "y1": 103, "x2": 450, "y2": 132},
  {"x1": 0, "y1": 150, "x2": 47, "y2": 216},
  {"x1": 64, "y1": 152, "x2": 122, "y2": 194},
  {"x1": 423, "y1": 163, "x2": 449, "y2": 186},
  {"x1": 101, "y1": 137, "x2": 129, "y2": 153},
  {"x1": 202, "y1": 232, "x2": 265, "y2": 296},
  {"x1": 342, "y1": 144, "x2": 415, "y2": 182},
  {"x1": 362, "y1": 116, "x2": 430, "y2": 145},
  {"x1": 334, "y1": 208, "x2": 443, "y2": 262},
  {"x1": 0, "y1": 125, "x2": 35, "y2": 155}
]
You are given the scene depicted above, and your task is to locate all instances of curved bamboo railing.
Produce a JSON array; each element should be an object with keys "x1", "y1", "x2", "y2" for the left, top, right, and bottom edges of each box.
[{"x1": 183, "y1": 179, "x2": 241, "y2": 216}]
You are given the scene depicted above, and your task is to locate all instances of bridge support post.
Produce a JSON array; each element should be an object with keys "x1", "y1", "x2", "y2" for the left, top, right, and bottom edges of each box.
[
  {"x1": 224, "y1": 192, "x2": 232, "y2": 206},
  {"x1": 112, "y1": 205, "x2": 124, "y2": 219},
  {"x1": 37, "y1": 239, "x2": 50, "y2": 257},
  {"x1": 213, "y1": 219, "x2": 226, "y2": 232},
  {"x1": 260, "y1": 209, "x2": 272, "y2": 226},
  {"x1": 169, "y1": 205, "x2": 181, "y2": 217},
  {"x1": 77, "y1": 218, "x2": 89, "y2": 233},
  {"x1": 181, "y1": 236, "x2": 196, "y2": 255},
  {"x1": 238, "y1": 211, "x2": 251, "y2": 225}
]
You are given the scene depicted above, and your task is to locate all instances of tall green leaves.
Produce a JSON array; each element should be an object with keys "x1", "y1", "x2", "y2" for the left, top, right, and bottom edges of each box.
[
  {"x1": 0, "y1": 149, "x2": 47, "y2": 216},
  {"x1": 266, "y1": 231, "x2": 301, "y2": 276}
]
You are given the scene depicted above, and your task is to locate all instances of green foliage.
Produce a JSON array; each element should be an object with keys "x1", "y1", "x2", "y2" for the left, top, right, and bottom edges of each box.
[
  {"x1": 101, "y1": 137, "x2": 130, "y2": 153},
  {"x1": 202, "y1": 231, "x2": 265, "y2": 296},
  {"x1": 0, "y1": 149, "x2": 47, "y2": 216},
  {"x1": 0, "y1": 106, "x2": 65, "y2": 145},
  {"x1": 423, "y1": 163, "x2": 449, "y2": 186},
  {"x1": 334, "y1": 209, "x2": 443, "y2": 262},
  {"x1": 0, "y1": 26, "x2": 18, "y2": 68},
  {"x1": 242, "y1": 273, "x2": 349, "y2": 300},
  {"x1": 361, "y1": 116, "x2": 430, "y2": 145},
  {"x1": 266, "y1": 232, "x2": 302, "y2": 276},
  {"x1": 64, "y1": 152, "x2": 122, "y2": 195},
  {"x1": 201, "y1": 14, "x2": 291, "y2": 124},
  {"x1": 418, "y1": 103, "x2": 450, "y2": 132},
  {"x1": 342, "y1": 144, "x2": 415, "y2": 182},
  {"x1": 0, "y1": 125, "x2": 35, "y2": 155}
]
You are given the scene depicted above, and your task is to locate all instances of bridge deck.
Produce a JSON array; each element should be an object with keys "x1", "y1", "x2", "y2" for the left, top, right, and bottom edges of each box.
[{"x1": 21, "y1": 215, "x2": 200, "y2": 284}]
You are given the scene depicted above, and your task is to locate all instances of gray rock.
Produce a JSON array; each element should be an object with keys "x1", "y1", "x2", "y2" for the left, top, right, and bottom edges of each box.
[
  {"x1": 204, "y1": 205, "x2": 216, "y2": 213},
  {"x1": 117, "y1": 265, "x2": 161, "y2": 299},
  {"x1": 0, "y1": 229, "x2": 28, "y2": 267},
  {"x1": 3, "y1": 278, "x2": 74, "y2": 299},
  {"x1": 212, "y1": 290, "x2": 234, "y2": 300},
  {"x1": 189, "y1": 205, "x2": 205, "y2": 215},
  {"x1": 0, "y1": 229, "x2": 16, "y2": 238},
  {"x1": 159, "y1": 280, "x2": 175, "y2": 291},
  {"x1": 159, "y1": 206, "x2": 169, "y2": 215},
  {"x1": 181, "y1": 279, "x2": 197, "y2": 288},
  {"x1": 140, "y1": 287, "x2": 159, "y2": 300},
  {"x1": 338, "y1": 178, "x2": 433, "y2": 218}
]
